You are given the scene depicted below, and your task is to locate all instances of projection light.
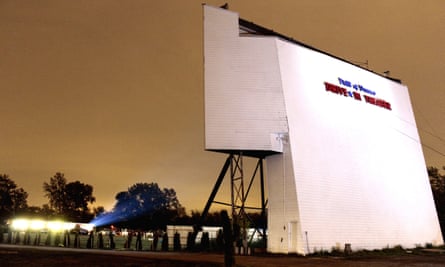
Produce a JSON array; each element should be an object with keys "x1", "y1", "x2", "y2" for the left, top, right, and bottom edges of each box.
[{"x1": 79, "y1": 223, "x2": 95, "y2": 232}]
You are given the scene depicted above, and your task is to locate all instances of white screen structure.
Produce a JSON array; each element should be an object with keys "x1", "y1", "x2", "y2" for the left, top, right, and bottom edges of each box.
[{"x1": 203, "y1": 5, "x2": 442, "y2": 254}]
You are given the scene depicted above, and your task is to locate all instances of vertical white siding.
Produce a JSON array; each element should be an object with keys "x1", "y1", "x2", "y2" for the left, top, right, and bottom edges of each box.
[
  {"x1": 276, "y1": 39, "x2": 442, "y2": 252},
  {"x1": 203, "y1": 5, "x2": 443, "y2": 254},
  {"x1": 204, "y1": 5, "x2": 288, "y2": 152},
  {"x1": 266, "y1": 141, "x2": 304, "y2": 254}
]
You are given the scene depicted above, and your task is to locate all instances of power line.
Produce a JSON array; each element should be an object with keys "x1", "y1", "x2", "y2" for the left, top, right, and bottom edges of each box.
[
  {"x1": 419, "y1": 128, "x2": 445, "y2": 145},
  {"x1": 409, "y1": 102, "x2": 445, "y2": 159},
  {"x1": 392, "y1": 127, "x2": 445, "y2": 159},
  {"x1": 412, "y1": 103, "x2": 445, "y2": 145},
  {"x1": 422, "y1": 142, "x2": 445, "y2": 158}
]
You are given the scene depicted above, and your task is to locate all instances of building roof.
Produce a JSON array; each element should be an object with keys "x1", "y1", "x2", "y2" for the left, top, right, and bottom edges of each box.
[{"x1": 238, "y1": 17, "x2": 402, "y2": 84}]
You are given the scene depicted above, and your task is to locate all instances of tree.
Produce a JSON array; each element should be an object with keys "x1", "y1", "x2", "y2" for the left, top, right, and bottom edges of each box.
[
  {"x1": 65, "y1": 181, "x2": 95, "y2": 213},
  {"x1": 111, "y1": 182, "x2": 184, "y2": 229},
  {"x1": 428, "y1": 166, "x2": 445, "y2": 240},
  {"x1": 429, "y1": 166, "x2": 445, "y2": 193},
  {"x1": 43, "y1": 172, "x2": 67, "y2": 214},
  {"x1": 0, "y1": 174, "x2": 28, "y2": 223},
  {"x1": 92, "y1": 206, "x2": 105, "y2": 217},
  {"x1": 43, "y1": 172, "x2": 96, "y2": 221},
  {"x1": 65, "y1": 181, "x2": 96, "y2": 221}
]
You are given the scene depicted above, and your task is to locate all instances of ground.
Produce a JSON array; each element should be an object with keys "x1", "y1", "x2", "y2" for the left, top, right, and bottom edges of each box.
[{"x1": 1, "y1": 244, "x2": 445, "y2": 267}]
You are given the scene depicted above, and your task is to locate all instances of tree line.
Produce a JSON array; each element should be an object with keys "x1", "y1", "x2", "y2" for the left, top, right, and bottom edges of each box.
[
  {"x1": 5, "y1": 166, "x2": 444, "y2": 234},
  {"x1": 0, "y1": 172, "x2": 99, "y2": 224},
  {"x1": 0, "y1": 172, "x2": 265, "y2": 231}
]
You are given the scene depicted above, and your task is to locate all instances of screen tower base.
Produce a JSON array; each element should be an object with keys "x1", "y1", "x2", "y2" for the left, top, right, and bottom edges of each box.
[{"x1": 199, "y1": 152, "x2": 267, "y2": 252}]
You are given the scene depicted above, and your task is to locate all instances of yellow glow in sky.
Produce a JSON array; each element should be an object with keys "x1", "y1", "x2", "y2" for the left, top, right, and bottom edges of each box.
[{"x1": 0, "y1": 0, "x2": 444, "y2": 212}]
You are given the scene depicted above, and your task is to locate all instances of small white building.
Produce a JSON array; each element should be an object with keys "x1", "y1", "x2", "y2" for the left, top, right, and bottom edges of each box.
[{"x1": 203, "y1": 5, "x2": 443, "y2": 254}]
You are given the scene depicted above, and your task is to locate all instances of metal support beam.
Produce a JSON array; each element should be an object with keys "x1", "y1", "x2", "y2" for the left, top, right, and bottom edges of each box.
[
  {"x1": 199, "y1": 154, "x2": 232, "y2": 227},
  {"x1": 199, "y1": 152, "x2": 268, "y2": 251},
  {"x1": 259, "y1": 158, "x2": 267, "y2": 245}
]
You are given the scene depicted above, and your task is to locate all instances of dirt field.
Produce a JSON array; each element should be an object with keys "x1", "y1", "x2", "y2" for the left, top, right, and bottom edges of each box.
[{"x1": 1, "y1": 244, "x2": 445, "y2": 267}]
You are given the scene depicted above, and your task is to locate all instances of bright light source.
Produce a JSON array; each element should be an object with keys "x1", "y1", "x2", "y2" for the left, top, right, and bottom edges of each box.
[
  {"x1": 9, "y1": 218, "x2": 94, "y2": 233},
  {"x1": 29, "y1": 219, "x2": 45, "y2": 231},
  {"x1": 63, "y1": 222, "x2": 75, "y2": 231},
  {"x1": 12, "y1": 218, "x2": 29, "y2": 231},
  {"x1": 80, "y1": 223, "x2": 95, "y2": 232},
  {"x1": 47, "y1": 221, "x2": 63, "y2": 232}
]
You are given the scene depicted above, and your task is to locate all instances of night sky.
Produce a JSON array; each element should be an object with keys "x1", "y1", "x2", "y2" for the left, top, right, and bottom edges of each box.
[{"x1": 1, "y1": 0, "x2": 444, "y2": 212}]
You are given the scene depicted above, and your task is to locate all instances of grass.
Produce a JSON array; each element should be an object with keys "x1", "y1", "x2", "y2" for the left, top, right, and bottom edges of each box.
[
  {"x1": 307, "y1": 243, "x2": 445, "y2": 258},
  {"x1": 3, "y1": 232, "x2": 445, "y2": 259}
]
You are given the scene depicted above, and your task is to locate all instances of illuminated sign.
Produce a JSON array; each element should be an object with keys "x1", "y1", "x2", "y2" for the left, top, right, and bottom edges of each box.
[{"x1": 324, "y1": 77, "x2": 392, "y2": 110}]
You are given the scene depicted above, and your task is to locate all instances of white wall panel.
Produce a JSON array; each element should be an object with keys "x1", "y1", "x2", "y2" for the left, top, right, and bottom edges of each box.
[
  {"x1": 204, "y1": 5, "x2": 287, "y2": 152},
  {"x1": 203, "y1": 5, "x2": 443, "y2": 254},
  {"x1": 266, "y1": 141, "x2": 303, "y2": 253},
  {"x1": 276, "y1": 39, "x2": 442, "y2": 252}
]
